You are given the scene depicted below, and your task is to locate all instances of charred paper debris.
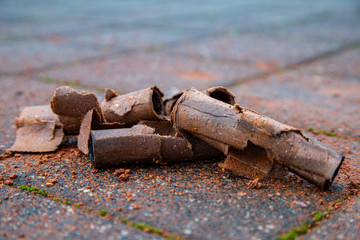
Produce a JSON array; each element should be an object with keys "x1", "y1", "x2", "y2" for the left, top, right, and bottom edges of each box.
[{"x1": 10, "y1": 86, "x2": 344, "y2": 190}]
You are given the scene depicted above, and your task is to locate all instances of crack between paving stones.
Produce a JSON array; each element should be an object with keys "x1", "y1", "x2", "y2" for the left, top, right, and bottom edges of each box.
[
  {"x1": 226, "y1": 40, "x2": 360, "y2": 88},
  {"x1": 276, "y1": 191, "x2": 359, "y2": 240},
  {"x1": 6, "y1": 184, "x2": 182, "y2": 239},
  {"x1": 0, "y1": 8, "x2": 356, "y2": 80}
]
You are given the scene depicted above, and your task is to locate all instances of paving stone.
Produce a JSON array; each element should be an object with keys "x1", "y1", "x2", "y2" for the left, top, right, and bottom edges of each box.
[
  {"x1": 0, "y1": 132, "x2": 357, "y2": 240},
  {"x1": 1, "y1": 1, "x2": 360, "y2": 240},
  {"x1": 0, "y1": 40, "x2": 106, "y2": 75},
  {"x1": 301, "y1": 48, "x2": 360, "y2": 80},
  {"x1": 169, "y1": 30, "x2": 343, "y2": 69},
  {"x1": 0, "y1": 186, "x2": 162, "y2": 240},
  {"x1": 231, "y1": 64, "x2": 360, "y2": 139},
  {"x1": 69, "y1": 26, "x2": 209, "y2": 52},
  {"x1": 302, "y1": 195, "x2": 360, "y2": 240},
  {"x1": 36, "y1": 52, "x2": 259, "y2": 95}
]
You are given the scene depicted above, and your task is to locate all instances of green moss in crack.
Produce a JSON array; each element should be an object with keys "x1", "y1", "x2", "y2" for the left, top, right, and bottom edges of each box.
[
  {"x1": 99, "y1": 209, "x2": 107, "y2": 216},
  {"x1": 74, "y1": 204, "x2": 81, "y2": 208},
  {"x1": 120, "y1": 218, "x2": 185, "y2": 239},
  {"x1": 308, "y1": 127, "x2": 336, "y2": 137},
  {"x1": 277, "y1": 222, "x2": 309, "y2": 240},
  {"x1": 134, "y1": 223, "x2": 162, "y2": 234},
  {"x1": 39, "y1": 76, "x2": 56, "y2": 83},
  {"x1": 19, "y1": 185, "x2": 47, "y2": 196},
  {"x1": 313, "y1": 209, "x2": 331, "y2": 221}
]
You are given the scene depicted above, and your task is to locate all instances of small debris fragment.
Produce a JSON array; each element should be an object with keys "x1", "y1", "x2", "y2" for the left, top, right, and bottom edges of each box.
[
  {"x1": 132, "y1": 204, "x2": 141, "y2": 210},
  {"x1": 248, "y1": 178, "x2": 262, "y2": 189},
  {"x1": 114, "y1": 168, "x2": 125, "y2": 176},
  {"x1": 119, "y1": 173, "x2": 130, "y2": 182},
  {"x1": 9, "y1": 173, "x2": 18, "y2": 179},
  {"x1": 290, "y1": 201, "x2": 308, "y2": 208},
  {"x1": 5, "y1": 180, "x2": 14, "y2": 186}
]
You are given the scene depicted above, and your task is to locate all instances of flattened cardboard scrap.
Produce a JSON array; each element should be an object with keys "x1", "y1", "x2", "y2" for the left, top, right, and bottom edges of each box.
[
  {"x1": 17, "y1": 105, "x2": 59, "y2": 122},
  {"x1": 100, "y1": 86, "x2": 165, "y2": 125},
  {"x1": 11, "y1": 105, "x2": 64, "y2": 152},
  {"x1": 171, "y1": 89, "x2": 344, "y2": 190}
]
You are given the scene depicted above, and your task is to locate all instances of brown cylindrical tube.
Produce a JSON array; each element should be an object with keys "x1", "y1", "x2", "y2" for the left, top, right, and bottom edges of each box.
[
  {"x1": 89, "y1": 120, "x2": 223, "y2": 169},
  {"x1": 139, "y1": 120, "x2": 223, "y2": 161},
  {"x1": 100, "y1": 86, "x2": 165, "y2": 125},
  {"x1": 171, "y1": 89, "x2": 344, "y2": 190},
  {"x1": 89, "y1": 125, "x2": 161, "y2": 168}
]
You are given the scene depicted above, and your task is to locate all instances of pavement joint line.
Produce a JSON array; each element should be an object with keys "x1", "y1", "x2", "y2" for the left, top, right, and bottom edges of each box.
[
  {"x1": 225, "y1": 40, "x2": 360, "y2": 88},
  {"x1": 0, "y1": 7, "x2": 354, "y2": 78},
  {"x1": 8, "y1": 183, "x2": 181, "y2": 239},
  {"x1": 307, "y1": 127, "x2": 360, "y2": 142},
  {"x1": 276, "y1": 192, "x2": 356, "y2": 240},
  {"x1": 0, "y1": 28, "x2": 220, "y2": 78}
]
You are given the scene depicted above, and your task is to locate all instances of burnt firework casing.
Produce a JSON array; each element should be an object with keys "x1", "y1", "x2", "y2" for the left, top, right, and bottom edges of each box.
[{"x1": 171, "y1": 89, "x2": 344, "y2": 190}]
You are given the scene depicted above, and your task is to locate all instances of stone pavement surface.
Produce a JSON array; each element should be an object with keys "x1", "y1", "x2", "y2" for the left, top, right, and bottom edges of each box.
[{"x1": 0, "y1": 0, "x2": 359, "y2": 239}]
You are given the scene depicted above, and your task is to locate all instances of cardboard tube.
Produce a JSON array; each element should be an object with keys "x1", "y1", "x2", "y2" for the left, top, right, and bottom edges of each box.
[
  {"x1": 100, "y1": 86, "x2": 165, "y2": 125},
  {"x1": 139, "y1": 120, "x2": 223, "y2": 161},
  {"x1": 171, "y1": 89, "x2": 344, "y2": 190},
  {"x1": 89, "y1": 120, "x2": 223, "y2": 169}
]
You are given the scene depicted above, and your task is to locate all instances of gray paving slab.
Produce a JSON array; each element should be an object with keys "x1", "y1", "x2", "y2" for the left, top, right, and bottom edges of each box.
[
  {"x1": 301, "y1": 48, "x2": 360, "y2": 80},
  {"x1": 302, "y1": 196, "x2": 360, "y2": 240},
  {"x1": 0, "y1": 139, "x2": 353, "y2": 240},
  {"x1": 35, "y1": 52, "x2": 259, "y2": 94},
  {"x1": 0, "y1": 0, "x2": 359, "y2": 240},
  {"x1": 0, "y1": 185, "x2": 162, "y2": 240},
  {"x1": 0, "y1": 40, "x2": 105, "y2": 75},
  {"x1": 231, "y1": 50, "x2": 360, "y2": 139},
  {"x1": 168, "y1": 30, "x2": 343, "y2": 68}
]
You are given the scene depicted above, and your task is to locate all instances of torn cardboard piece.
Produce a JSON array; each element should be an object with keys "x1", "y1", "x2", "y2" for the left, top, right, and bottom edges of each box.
[
  {"x1": 204, "y1": 86, "x2": 236, "y2": 105},
  {"x1": 77, "y1": 108, "x2": 125, "y2": 154},
  {"x1": 100, "y1": 86, "x2": 165, "y2": 125},
  {"x1": 171, "y1": 89, "x2": 344, "y2": 190},
  {"x1": 11, "y1": 105, "x2": 64, "y2": 152},
  {"x1": 50, "y1": 86, "x2": 103, "y2": 134}
]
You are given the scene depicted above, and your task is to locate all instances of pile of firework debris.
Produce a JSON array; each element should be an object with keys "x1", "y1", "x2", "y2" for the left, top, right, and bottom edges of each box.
[{"x1": 11, "y1": 86, "x2": 344, "y2": 190}]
